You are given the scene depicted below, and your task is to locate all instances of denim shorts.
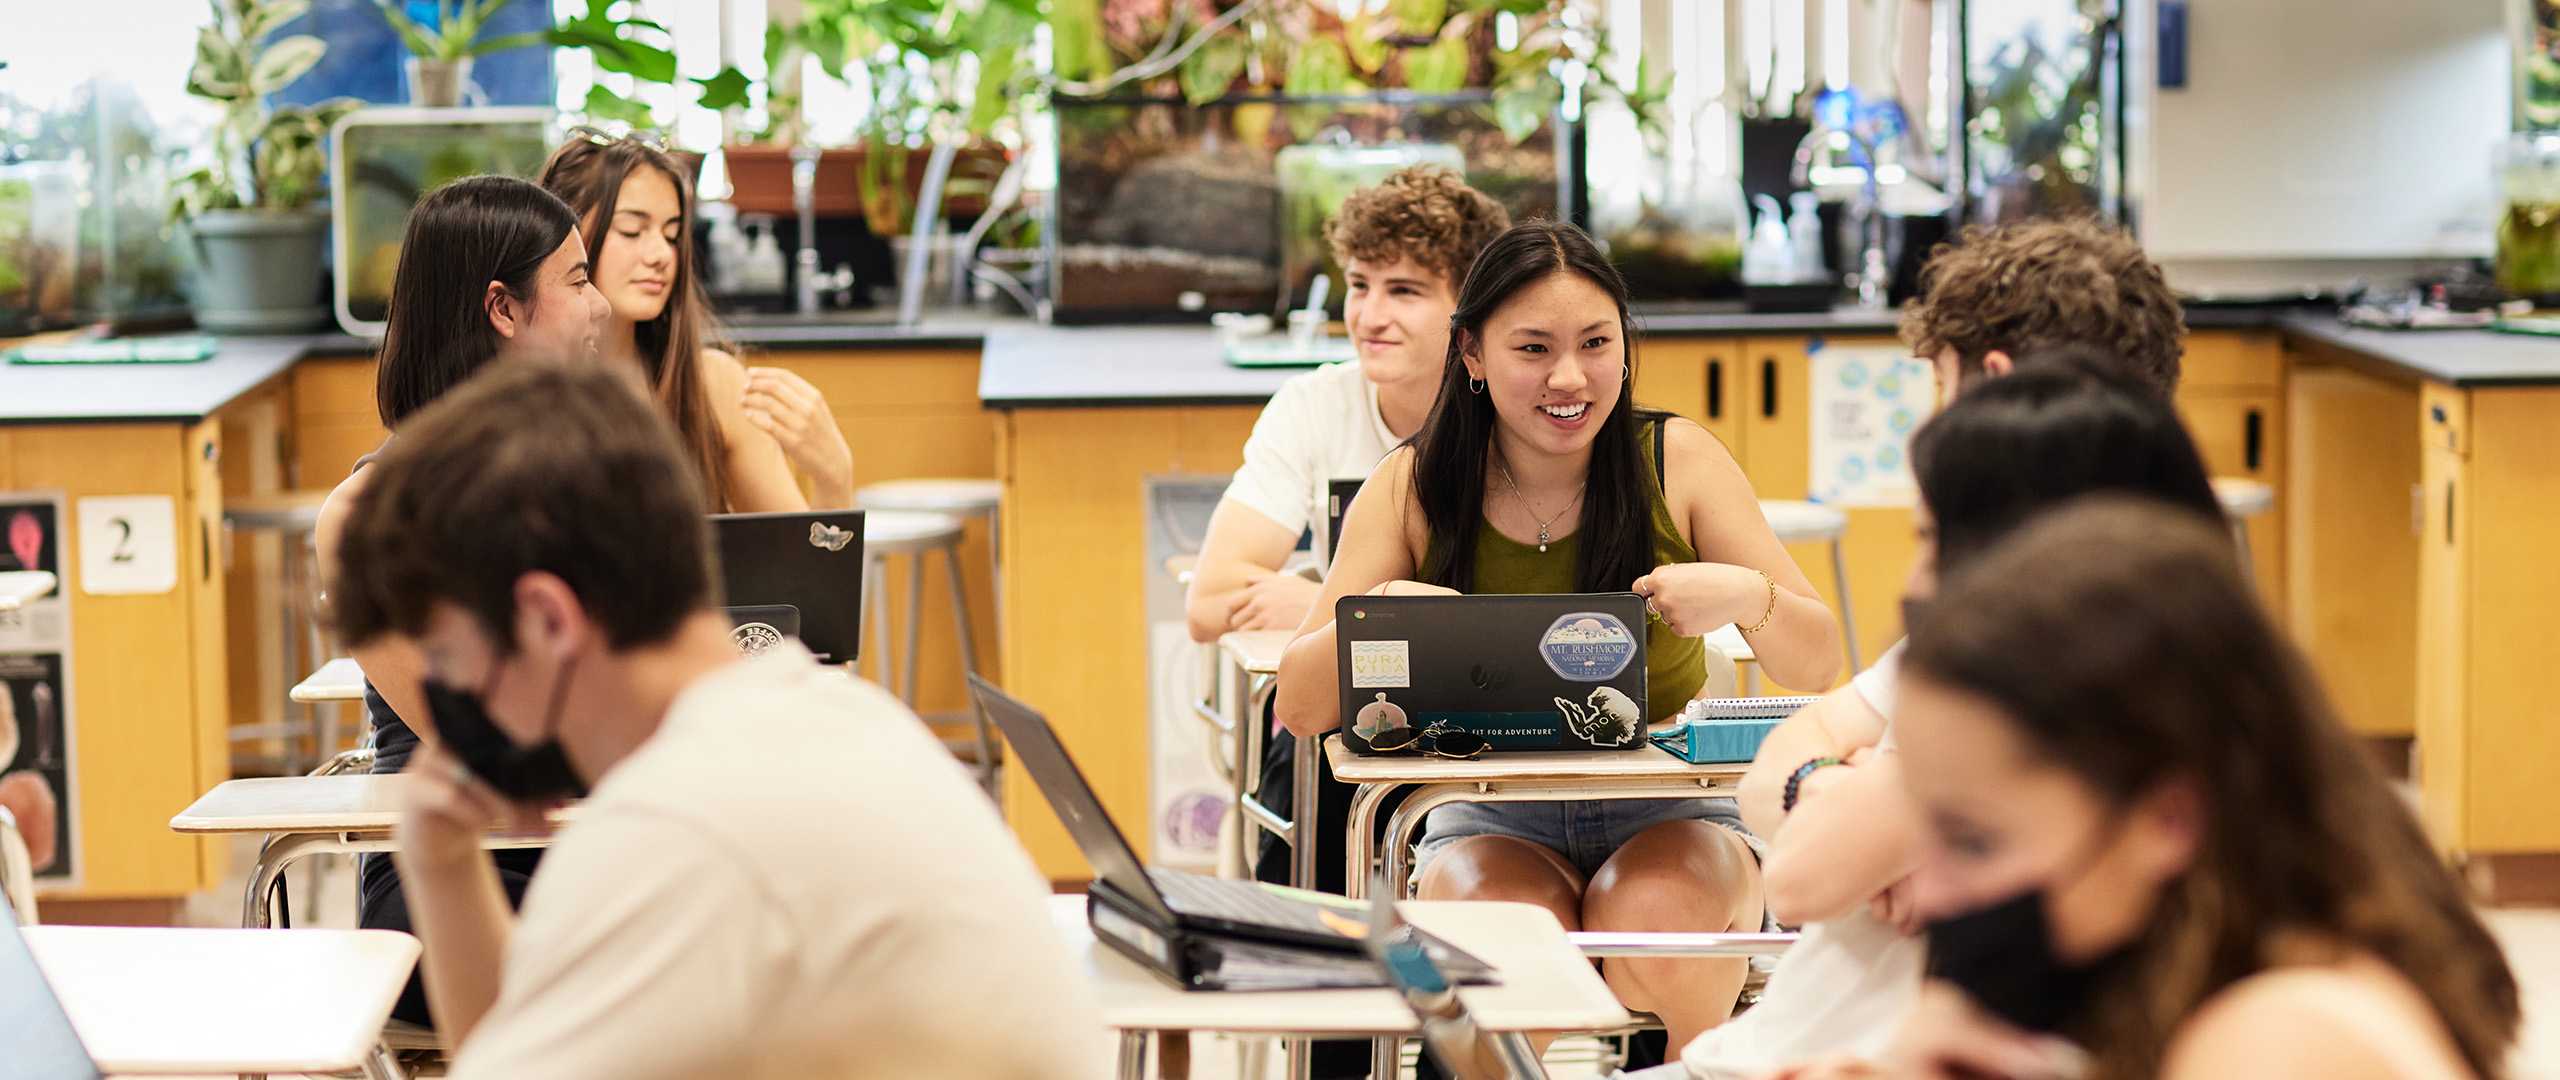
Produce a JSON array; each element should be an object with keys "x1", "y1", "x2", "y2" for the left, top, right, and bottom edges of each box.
[{"x1": 1410, "y1": 796, "x2": 1761, "y2": 882}]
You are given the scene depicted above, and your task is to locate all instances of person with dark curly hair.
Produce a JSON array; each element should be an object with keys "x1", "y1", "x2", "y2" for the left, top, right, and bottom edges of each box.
[
  {"x1": 1899, "y1": 217, "x2": 2187, "y2": 404},
  {"x1": 1184, "y1": 165, "x2": 1510, "y2": 641}
]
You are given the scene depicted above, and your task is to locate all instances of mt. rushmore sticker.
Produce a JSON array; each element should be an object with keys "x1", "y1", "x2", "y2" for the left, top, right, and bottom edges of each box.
[{"x1": 1539, "y1": 612, "x2": 1638, "y2": 682}]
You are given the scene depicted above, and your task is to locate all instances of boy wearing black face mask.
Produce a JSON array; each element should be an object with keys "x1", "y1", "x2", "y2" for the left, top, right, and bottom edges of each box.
[{"x1": 329, "y1": 361, "x2": 1108, "y2": 1079}]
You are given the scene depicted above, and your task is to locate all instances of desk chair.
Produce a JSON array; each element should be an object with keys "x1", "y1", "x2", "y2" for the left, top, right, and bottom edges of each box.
[
  {"x1": 2213, "y1": 477, "x2": 2276, "y2": 581},
  {"x1": 858, "y1": 476, "x2": 1002, "y2": 621},
  {"x1": 224, "y1": 492, "x2": 343, "y2": 774},
  {"x1": 1759, "y1": 500, "x2": 1859, "y2": 671},
  {"x1": 861, "y1": 509, "x2": 995, "y2": 793}
]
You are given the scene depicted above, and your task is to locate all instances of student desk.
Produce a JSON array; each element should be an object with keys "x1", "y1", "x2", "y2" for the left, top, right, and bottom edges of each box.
[
  {"x1": 1049, "y1": 893, "x2": 1626, "y2": 1080},
  {"x1": 291, "y1": 656, "x2": 368, "y2": 703},
  {"x1": 1198, "y1": 630, "x2": 1303, "y2": 882},
  {"x1": 1325, "y1": 737, "x2": 1750, "y2": 902},
  {"x1": 170, "y1": 774, "x2": 571, "y2": 928},
  {"x1": 21, "y1": 924, "x2": 416, "y2": 1078},
  {"x1": 0, "y1": 570, "x2": 55, "y2": 612}
]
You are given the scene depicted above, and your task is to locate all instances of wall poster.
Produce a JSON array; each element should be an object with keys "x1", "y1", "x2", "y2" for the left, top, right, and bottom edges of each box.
[{"x1": 0, "y1": 493, "x2": 76, "y2": 887}]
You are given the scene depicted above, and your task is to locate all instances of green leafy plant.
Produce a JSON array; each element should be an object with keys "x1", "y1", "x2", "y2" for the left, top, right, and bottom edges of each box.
[
  {"x1": 171, "y1": 0, "x2": 359, "y2": 218},
  {"x1": 758, "y1": 0, "x2": 1040, "y2": 233},
  {"x1": 1089, "y1": 0, "x2": 1664, "y2": 147},
  {"x1": 372, "y1": 0, "x2": 548, "y2": 62}
]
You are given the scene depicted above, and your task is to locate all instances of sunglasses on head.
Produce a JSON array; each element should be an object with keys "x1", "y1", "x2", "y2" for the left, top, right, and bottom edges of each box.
[
  {"x1": 1368, "y1": 719, "x2": 1489, "y2": 760},
  {"x1": 565, "y1": 124, "x2": 673, "y2": 152}
]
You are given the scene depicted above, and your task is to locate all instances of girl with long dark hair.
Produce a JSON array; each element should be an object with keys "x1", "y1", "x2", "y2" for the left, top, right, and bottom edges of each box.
[
  {"x1": 1783, "y1": 499, "x2": 2518, "y2": 1080},
  {"x1": 1275, "y1": 220, "x2": 1844, "y2": 1051},
  {"x1": 538, "y1": 132, "x2": 854, "y2": 511},
  {"x1": 318, "y1": 174, "x2": 608, "y2": 1024}
]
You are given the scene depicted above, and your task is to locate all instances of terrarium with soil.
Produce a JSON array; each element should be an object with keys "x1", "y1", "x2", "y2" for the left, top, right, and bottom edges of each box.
[{"x1": 1050, "y1": 91, "x2": 1574, "y2": 323}]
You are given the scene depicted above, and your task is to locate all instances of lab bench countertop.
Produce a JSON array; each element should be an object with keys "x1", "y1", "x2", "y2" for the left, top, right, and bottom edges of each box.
[
  {"x1": 11, "y1": 306, "x2": 2560, "y2": 424},
  {"x1": 0, "y1": 317, "x2": 997, "y2": 426}
]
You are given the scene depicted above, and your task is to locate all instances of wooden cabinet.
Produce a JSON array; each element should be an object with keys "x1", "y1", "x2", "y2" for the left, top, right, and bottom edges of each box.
[
  {"x1": 1636, "y1": 337, "x2": 1741, "y2": 453},
  {"x1": 2414, "y1": 416, "x2": 2468, "y2": 850},
  {"x1": 2175, "y1": 331, "x2": 2288, "y2": 612},
  {"x1": 1734, "y1": 335, "x2": 1917, "y2": 681},
  {"x1": 2283, "y1": 360, "x2": 2419, "y2": 737},
  {"x1": 280, "y1": 347, "x2": 996, "y2": 720},
  {"x1": 2413, "y1": 384, "x2": 2560, "y2": 858}
]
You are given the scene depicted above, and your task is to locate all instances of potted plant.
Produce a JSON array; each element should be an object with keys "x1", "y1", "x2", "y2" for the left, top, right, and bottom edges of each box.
[
  {"x1": 172, "y1": 0, "x2": 358, "y2": 334},
  {"x1": 725, "y1": 0, "x2": 1025, "y2": 233},
  {"x1": 372, "y1": 0, "x2": 550, "y2": 107}
]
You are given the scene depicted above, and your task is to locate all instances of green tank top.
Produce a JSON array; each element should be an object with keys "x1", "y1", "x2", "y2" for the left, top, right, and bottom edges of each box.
[{"x1": 1438, "y1": 418, "x2": 1705, "y2": 723}]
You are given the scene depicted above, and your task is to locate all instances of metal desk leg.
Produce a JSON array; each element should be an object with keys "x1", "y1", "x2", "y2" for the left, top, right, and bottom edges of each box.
[
  {"x1": 1829, "y1": 538, "x2": 1862, "y2": 671},
  {"x1": 1118, "y1": 1030, "x2": 1150, "y2": 1080},
  {"x1": 1341, "y1": 781, "x2": 1405, "y2": 901},
  {"x1": 242, "y1": 831, "x2": 345, "y2": 929},
  {"x1": 361, "y1": 1040, "x2": 408, "y2": 1080},
  {"x1": 1289, "y1": 732, "x2": 1318, "y2": 890}
]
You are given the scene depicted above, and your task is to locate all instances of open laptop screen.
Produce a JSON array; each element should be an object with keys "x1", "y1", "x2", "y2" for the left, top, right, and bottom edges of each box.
[
  {"x1": 709, "y1": 511, "x2": 864, "y2": 664},
  {"x1": 964, "y1": 675, "x2": 1174, "y2": 921},
  {"x1": 0, "y1": 895, "x2": 100, "y2": 1079}
]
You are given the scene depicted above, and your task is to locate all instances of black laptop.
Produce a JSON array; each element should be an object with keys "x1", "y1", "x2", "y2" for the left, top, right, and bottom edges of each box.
[
  {"x1": 1335, "y1": 592, "x2": 1652, "y2": 754},
  {"x1": 710, "y1": 511, "x2": 862, "y2": 663},
  {"x1": 966, "y1": 674, "x2": 1359, "y2": 954},
  {"x1": 0, "y1": 895, "x2": 101, "y2": 1080}
]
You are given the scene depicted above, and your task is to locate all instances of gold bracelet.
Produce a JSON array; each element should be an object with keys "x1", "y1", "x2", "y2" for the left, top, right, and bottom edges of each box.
[{"x1": 1739, "y1": 569, "x2": 1778, "y2": 635}]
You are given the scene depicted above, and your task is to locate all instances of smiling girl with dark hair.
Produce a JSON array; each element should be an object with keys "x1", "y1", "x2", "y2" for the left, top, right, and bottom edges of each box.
[{"x1": 1276, "y1": 220, "x2": 1842, "y2": 1053}]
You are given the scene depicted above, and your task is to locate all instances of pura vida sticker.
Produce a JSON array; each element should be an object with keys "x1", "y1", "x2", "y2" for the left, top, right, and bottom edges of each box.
[
  {"x1": 1349, "y1": 639, "x2": 1411, "y2": 689},
  {"x1": 1539, "y1": 612, "x2": 1638, "y2": 682}
]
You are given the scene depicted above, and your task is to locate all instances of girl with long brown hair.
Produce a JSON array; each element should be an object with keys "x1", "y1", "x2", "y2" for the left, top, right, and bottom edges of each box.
[
  {"x1": 1791, "y1": 498, "x2": 2519, "y2": 1080},
  {"x1": 538, "y1": 131, "x2": 854, "y2": 511}
]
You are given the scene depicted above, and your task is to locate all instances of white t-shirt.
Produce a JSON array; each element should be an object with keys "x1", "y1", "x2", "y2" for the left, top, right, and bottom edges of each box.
[
  {"x1": 1850, "y1": 639, "x2": 1905, "y2": 717},
  {"x1": 1677, "y1": 638, "x2": 1920, "y2": 1078},
  {"x1": 1219, "y1": 361, "x2": 1401, "y2": 537},
  {"x1": 450, "y1": 644, "x2": 1110, "y2": 1080},
  {"x1": 1678, "y1": 911, "x2": 1927, "y2": 1079}
]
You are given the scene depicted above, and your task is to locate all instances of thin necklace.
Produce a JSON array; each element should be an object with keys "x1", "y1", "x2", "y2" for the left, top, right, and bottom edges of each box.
[{"x1": 1493, "y1": 453, "x2": 1583, "y2": 553}]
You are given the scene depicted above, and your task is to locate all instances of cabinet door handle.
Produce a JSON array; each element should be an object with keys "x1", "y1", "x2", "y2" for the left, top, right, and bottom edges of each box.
[
  {"x1": 1707, "y1": 360, "x2": 1724, "y2": 420},
  {"x1": 2243, "y1": 408, "x2": 2264, "y2": 472},
  {"x1": 2445, "y1": 479, "x2": 2457, "y2": 546},
  {"x1": 1761, "y1": 359, "x2": 1778, "y2": 419}
]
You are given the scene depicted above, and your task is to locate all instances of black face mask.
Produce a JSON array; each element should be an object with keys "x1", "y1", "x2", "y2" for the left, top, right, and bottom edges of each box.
[
  {"x1": 1923, "y1": 838, "x2": 2135, "y2": 1034},
  {"x1": 421, "y1": 653, "x2": 586, "y2": 801}
]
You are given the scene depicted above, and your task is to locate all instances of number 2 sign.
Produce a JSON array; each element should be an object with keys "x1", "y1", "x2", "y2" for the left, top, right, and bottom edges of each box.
[{"x1": 76, "y1": 495, "x2": 178, "y2": 596}]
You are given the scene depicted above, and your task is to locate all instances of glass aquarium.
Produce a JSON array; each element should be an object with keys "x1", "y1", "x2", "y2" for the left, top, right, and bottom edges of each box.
[
  {"x1": 0, "y1": 80, "x2": 194, "y2": 335},
  {"x1": 1049, "y1": 92, "x2": 1576, "y2": 323},
  {"x1": 2499, "y1": 133, "x2": 2560, "y2": 304},
  {"x1": 1957, "y1": 0, "x2": 2123, "y2": 224},
  {"x1": 332, "y1": 108, "x2": 555, "y2": 333}
]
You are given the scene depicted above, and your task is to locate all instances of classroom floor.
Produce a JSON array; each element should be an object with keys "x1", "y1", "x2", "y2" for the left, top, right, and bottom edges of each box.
[{"x1": 182, "y1": 835, "x2": 2560, "y2": 1079}]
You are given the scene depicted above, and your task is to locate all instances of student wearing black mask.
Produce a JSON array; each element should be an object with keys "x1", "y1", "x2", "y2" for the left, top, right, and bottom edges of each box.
[
  {"x1": 329, "y1": 361, "x2": 1106, "y2": 1077},
  {"x1": 1791, "y1": 499, "x2": 2517, "y2": 1080}
]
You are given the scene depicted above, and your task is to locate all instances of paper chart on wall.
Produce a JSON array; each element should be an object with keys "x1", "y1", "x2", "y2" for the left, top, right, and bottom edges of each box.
[
  {"x1": 1808, "y1": 342, "x2": 1933, "y2": 508},
  {"x1": 0, "y1": 492, "x2": 77, "y2": 888}
]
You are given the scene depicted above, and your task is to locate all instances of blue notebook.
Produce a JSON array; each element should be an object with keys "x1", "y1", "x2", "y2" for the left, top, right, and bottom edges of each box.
[{"x1": 1653, "y1": 696, "x2": 1820, "y2": 763}]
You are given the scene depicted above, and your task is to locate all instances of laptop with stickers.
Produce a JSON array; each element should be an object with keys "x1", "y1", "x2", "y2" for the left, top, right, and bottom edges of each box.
[
  {"x1": 709, "y1": 511, "x2": 863, "y2": 664},
  {"x1": 1335, "y1": 592, "x2": 1652, "y2": 755}
]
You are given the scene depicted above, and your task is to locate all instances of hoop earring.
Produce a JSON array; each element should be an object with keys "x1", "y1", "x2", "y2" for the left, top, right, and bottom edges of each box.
[{"x1": 1468, "y1": 375, "x2": 1485, "y2": 395}]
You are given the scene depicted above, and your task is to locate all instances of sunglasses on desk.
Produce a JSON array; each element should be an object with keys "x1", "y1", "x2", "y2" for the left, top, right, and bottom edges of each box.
[{"x1": 1368, "y1": 720, "x2": 1489, "y2": 760}]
